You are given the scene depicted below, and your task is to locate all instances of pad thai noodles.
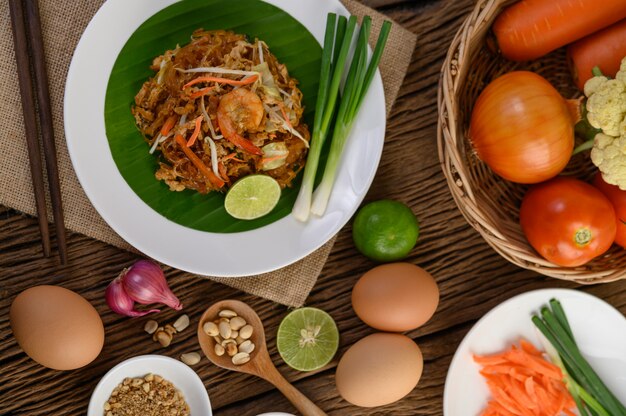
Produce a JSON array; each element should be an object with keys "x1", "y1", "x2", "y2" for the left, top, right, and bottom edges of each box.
[{"x1": 132, "y1": 29, "x2": 310, "y2": 194}]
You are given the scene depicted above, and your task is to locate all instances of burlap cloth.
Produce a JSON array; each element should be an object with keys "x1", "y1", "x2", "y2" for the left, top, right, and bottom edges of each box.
[{"x1": 0, "y1": 0, "x2": 415, "y2": 307}]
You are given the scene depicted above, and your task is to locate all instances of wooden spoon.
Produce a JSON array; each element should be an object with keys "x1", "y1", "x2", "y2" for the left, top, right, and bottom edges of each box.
[{"x1": 197, "y1": 300, "x2": 327, "y2": 416}]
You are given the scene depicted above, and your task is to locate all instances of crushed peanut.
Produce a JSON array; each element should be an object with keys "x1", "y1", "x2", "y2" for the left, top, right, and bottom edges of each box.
[{"x1": 103, "y1": 373, "x2": 190, "y2": 416}]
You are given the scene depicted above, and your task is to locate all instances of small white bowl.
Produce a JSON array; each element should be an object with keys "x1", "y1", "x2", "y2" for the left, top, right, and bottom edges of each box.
[{"x1": 88, "y1": 355, "x2": 212, "y2": 416}]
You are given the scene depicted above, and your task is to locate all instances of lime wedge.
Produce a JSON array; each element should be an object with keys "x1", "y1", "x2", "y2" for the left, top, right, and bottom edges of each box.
[
  {"x1": 276, "y1": 307, "x2": 339, "y2": 372},
  {"x1": 224, "y1": 175, "x2": 281, "y2": 220}
]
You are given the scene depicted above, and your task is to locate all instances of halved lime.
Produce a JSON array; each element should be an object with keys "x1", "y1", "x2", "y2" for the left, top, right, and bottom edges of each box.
[
  {"x1": 276, "y1": 307, "x2": 339, "y2": 372},
  {"x1": 224, "y1": 175, "x2": 281, "y2": 220}
]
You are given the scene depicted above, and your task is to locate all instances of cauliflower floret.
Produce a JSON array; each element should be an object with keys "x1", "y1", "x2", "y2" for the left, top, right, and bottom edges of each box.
[
  {"x1": 617, "y1": 58, "x2": 626, "y2": 84},
  {"x1": 591, "y1": 133, "x2": 626, "y2": 189},
  {"x1": 583, "y1": 57, "x2": 626, "y2": 189},
  {"x1": 584, "y1": 75, "x2": 609, "y2": 97},
  {"x1": 585, "y1": 78, "x2": 626, "y2": 136}
]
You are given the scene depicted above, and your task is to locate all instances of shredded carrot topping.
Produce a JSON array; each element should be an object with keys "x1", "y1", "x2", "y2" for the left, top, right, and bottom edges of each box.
[
  {"x1": 160, "y1": 115, "x2": 177, "y2": 137},
  {"x1": 474, "y1": 339, "x2": 576, "y2": 416},
  {"x1": 186, "y1": 116, "x2": 203, "y2": 147},
  {"x1": 189, "y1": 86, "x2": 215, "y2": 99},
  {"x1": 175, "y1": 134, "x2": 224, "y2": 188},
  {"x1": 223, "y1": 153, "x2": 245, "y2": 163},
  {"x1": 279, "y1": 103, "x2": 293, "y2": 130}
]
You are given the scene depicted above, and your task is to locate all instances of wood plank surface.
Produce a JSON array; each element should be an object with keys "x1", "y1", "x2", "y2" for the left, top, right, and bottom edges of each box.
[{"x1": 2, "y1": 0, "x2": 626, "y2": 415}]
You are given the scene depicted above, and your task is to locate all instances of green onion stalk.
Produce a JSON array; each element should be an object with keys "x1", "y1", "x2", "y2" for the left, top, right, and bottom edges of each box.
[
  {"x1": 533, "y1": 299, "x2": 626, "y2": 416},
  {"x1": 310, "y1": 18, "x2": 391, "y2": 216},
  {"x1": 292, "y1": 13, "x2": 355, "y2": 222}
]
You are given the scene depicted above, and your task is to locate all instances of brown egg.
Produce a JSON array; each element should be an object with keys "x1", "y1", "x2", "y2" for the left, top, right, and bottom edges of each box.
[
  {"x1": 335, "y1": 333, "x2": 423, "y2": 407},
  {"x1": 10, "y1": 285, "x2": 105, "y2": 370},
  {"x1": 352, "y1": 263, "x2": 439, "y2": 332}
]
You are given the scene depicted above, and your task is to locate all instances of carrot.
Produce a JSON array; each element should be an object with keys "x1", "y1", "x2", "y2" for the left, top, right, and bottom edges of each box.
[
  {"x1": 183, "y1": 74, "x2": 258, "y2": 89},
  {"x1": 261, "y1": 154, "x2": 287, "y2": 164},
  {"x1": 160, "y1": 115, "x2": 177, "y2": 137},
  {"x1": 279, "y1": 103, "x2": 293, "y2": 130},
  {"x1": 474, "y1": 339, "x2": 576, "y2": 416},
  {"x1": 223, "y1": 153, "x2": 245, "y2": 163},
  {"x1": 174, "y1": 134, "x2": 224, "y2": 188},
  {"x1": 493, "y1": 0, "x2": 626, "y2": 62},
  {"x1": 186, "y1": 116, "x2": 203, "y2": 147},
  {"x1": 189, "y1": 86, "x2": 215, "y2": 99},
  {"x1": 567, "y1": 18, "x2": 626, "y2": 90}
]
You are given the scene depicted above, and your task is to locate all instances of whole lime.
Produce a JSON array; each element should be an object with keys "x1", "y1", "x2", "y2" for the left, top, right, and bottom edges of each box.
[{"x1": 352, "y1": 200, "x2": 419, "y2": 262}]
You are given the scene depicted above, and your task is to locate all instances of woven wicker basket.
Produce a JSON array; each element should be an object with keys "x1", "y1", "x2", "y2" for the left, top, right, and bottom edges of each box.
[{"x1": 437, "y1": 0, "x2": 625, "y2": 283}]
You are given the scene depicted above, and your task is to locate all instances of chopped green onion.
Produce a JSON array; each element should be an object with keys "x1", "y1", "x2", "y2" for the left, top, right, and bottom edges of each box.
[{"x1": 310, "y1": 19, "x2": 391, "y2": 216}]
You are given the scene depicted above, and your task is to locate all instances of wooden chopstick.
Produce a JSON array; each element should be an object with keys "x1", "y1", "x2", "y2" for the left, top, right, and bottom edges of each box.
[
  {"x1": 8, "y1": 0, "x2": 67, "y2": 264},
  {"x1": 23, "y1": 0, "x2": 67, "y2": 264},
  {"x1": 8, "y1": 0, "x2": 51, "y2": 258}
]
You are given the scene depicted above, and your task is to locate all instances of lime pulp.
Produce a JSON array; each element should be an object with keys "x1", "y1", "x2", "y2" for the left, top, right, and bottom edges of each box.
[
  {"x1": 276, "y1": 307, "x2": 339, "y2": 372},
  {"x1": 224, "y1": 175, "x2": 281, "y2": 220}
]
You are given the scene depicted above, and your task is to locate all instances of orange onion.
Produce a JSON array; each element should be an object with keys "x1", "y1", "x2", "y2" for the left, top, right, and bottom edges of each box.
[{"x1": 469, "y1": 71, "x2": 578, "y2": 184}]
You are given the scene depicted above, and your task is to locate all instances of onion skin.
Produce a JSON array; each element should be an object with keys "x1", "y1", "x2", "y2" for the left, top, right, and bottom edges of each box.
[{"x1": 469, "y1": 71, "x2": 574, "y2": 184}]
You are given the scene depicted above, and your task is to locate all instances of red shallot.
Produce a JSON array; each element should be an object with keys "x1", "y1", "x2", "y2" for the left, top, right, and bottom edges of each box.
[
  {"x1": 121, "y1": 260, "x2": 183, "y2": 311},
  {"x1": 105, "y1": 278, "x2": 160, "y2": 317},
  {"x1": 105, "y1": 260, "x2": 182, "y2": 317}
]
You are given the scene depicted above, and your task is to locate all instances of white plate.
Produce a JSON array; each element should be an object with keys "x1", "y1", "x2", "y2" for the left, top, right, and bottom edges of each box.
[
  {"x1": 87, "y1": 355, "x2": 212, "y2": 415},
  {"x1": 443, "y1": 289, "x2": 626, "y2": 416},
  {"x1": 64, "y1": 0, "x2": 385, "y2": 277}
]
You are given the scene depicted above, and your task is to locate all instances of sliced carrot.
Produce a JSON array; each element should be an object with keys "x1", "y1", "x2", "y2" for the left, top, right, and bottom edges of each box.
[
  {"x1": 261, "y1": 154, "x2": 287, "y2": 164},
  {"x1": 189, "y1": 86, "x2": 215, "y2": 99},
  {"x1": 174, "y1": 134, "x2": 224, "y2": 188},
  {"x1": 223, "y1": 153, "x2": 245, "y2": 163},
  {"x1": 504, "y1": 349, "x2": 562, "y2": 380},
  {"x1": 183, "y1": 74, "x2": 258, "y2": 89},
  {"x1": 519, "y1": 339, "x2": 542, "y2": 357},
  {"x1": 474, "y1": 353, "x2": 509, "y2": 366},
  {"x1": 474, "y1": 339, "x2": 575, "y2": 416},
  {"x1": 160, "y1": 115, "x2": 177, "y2": 137},
  {"x1": 217, "y1": 161, "x2": 229, "y2": 183},
  {"x1": 186, "y1": 116, "x2": 203, "y2": 147}
]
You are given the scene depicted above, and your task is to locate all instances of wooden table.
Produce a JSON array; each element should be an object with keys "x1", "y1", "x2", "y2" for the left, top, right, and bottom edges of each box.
[{"x1": 2, "y1": 0, "x2": 626, "y2": 414}]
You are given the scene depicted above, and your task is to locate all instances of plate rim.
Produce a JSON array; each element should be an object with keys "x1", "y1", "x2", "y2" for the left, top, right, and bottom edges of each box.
[{"x1": 63, "y1": 0, "x2": 387, "y2": 277}]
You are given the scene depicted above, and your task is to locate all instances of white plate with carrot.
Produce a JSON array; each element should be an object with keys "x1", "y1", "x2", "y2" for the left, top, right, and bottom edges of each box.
[{"x1": 443, "y1": 289, "x2": 626, "y2": 416}]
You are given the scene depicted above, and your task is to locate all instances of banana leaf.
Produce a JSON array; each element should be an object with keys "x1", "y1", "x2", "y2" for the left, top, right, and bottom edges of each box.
[{"x1": 104, "y1": 0, "x2": 322, "y2": 233}]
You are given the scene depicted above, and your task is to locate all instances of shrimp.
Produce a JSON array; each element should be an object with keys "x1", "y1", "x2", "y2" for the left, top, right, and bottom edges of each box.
[{"x1": 216, "y1": 88, "x2": 264, "y2": 155}]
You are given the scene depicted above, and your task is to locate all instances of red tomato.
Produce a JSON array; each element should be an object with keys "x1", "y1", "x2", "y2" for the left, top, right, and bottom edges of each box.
[
  {"x1": 593, "y1": 172, "x2": 626, "y2": 248},
  {"x1": 520, "y1": 177, "x2": 616, "y2": 267}
]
